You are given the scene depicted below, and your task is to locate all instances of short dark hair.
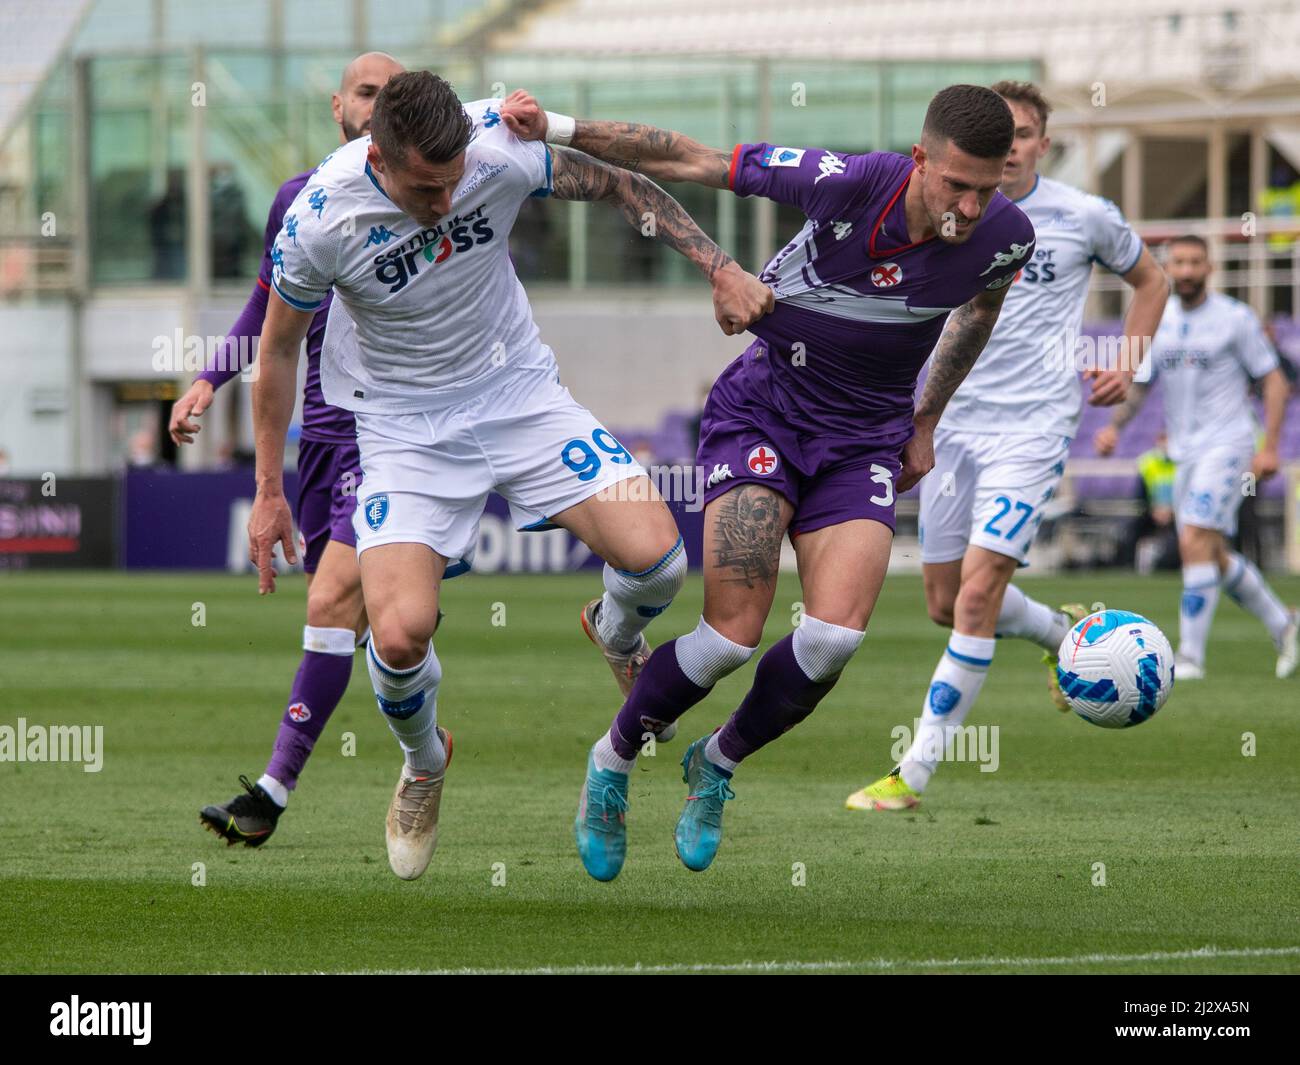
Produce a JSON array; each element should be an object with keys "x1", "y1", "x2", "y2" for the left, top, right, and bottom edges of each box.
[
  {"x1": 370, "y1": 70, "x2": 472, "y2": 166},
  {"x1": 922, "y1": 84, "x2": 1014, "y2": 159},
  {"x1": 1167, "y1": 233, "x2": 1209, "y2": 255},
  {"x1": 990, "y1": 80, "x2": 1052, "y2": 136}
]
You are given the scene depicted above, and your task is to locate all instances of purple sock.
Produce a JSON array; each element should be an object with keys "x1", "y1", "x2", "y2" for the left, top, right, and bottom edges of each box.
[
  {"x1": 264, "y1": 650, "x2": 354, "y2": 789},
  {"x1": 608, "y1": 639, "x2": 711, "y2": 758},
  {"x1": 716, "y1": 634, "x2": 839, "y2": 763}
]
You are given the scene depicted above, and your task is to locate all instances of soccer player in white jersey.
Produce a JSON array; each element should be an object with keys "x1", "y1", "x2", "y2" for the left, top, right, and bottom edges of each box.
[
  {"x1": 246, "y1": 72, "x2": 773, "y2": 880},
  {"x1": 1096, "y1": 235, "x2": 1297, "y2": 680},
  {"x1": 847, "y1": 81, "x2": 1172, "y2": 812}
]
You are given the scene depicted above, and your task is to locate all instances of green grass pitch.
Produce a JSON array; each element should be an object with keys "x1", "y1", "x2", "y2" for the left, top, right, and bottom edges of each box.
[{"x1": 1, "y1": 569, "x2": 1297, "y2": 974}]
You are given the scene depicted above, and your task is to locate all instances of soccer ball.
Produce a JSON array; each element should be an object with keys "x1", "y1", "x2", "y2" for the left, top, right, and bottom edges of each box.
[{"x1": 1056, "y1": 609, "x2": 1175, "y2": 728}]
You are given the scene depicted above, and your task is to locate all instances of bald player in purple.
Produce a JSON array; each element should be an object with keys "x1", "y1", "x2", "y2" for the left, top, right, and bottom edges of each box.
[
  {"x1": 170, "y1": 52, "x2": 405, "y2": 846},
  {"x1": 504, "y1": 85, "x2": 1035, "y2": 880}
]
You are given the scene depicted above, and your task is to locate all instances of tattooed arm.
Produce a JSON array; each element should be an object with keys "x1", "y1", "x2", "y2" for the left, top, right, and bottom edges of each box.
[
  {"x1": 1093, "y1": 382, "x2": 1149, "y2": 456},
  {"x1": 548, "y1": 146, "x2": 772, "y2": 334},
  {"x1": 566, "y1": 121, "x2": 731, "y2": 188},
  {"x1": 501, "y1": 92, "x2": 731, "y2": 188},
  {"x1": 899, "y1": 285, "x2": 1010, "y2": 492}
]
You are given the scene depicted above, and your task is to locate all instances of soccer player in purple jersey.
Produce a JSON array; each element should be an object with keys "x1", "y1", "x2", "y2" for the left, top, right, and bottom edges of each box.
[
  {"x1": 504, "y1": 85, "x2": 1036, "y2": 880},
  {"x1": 171, "y1": 52, "x2": 405, "y2": 846}
]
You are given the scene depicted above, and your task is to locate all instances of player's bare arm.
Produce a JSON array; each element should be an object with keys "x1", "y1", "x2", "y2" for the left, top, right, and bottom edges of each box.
[
  {"x1": 901, "y1": 285, "x2": 1010, "y2": 492},
  {"x1": 1253, "y1": 367, "x2": 1290, "y2": 480},
  {"x1": 248, "y1": 293, "x2": 314, "y2": 595},
  {"x1": 548, "y1": 146, "x2": 773, "y2": 334},
  {"x1": 501, "y1": 92, "x2": 732, "y2": 188},
  {"x1": 1085, "y1": 246, "x2": 1169, "y2": 407}
]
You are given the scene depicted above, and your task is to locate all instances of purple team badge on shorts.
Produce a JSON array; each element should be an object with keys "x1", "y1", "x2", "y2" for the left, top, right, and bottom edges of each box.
[
  {"x1": 363, "y1": 493, "x2": 389, "y2": 530},
  {"x1": 746, "y1": 445, "x2": 780, "y2": 477}
]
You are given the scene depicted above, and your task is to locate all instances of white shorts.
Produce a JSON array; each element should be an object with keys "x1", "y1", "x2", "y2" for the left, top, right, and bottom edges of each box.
[
  {"x1": 352, "y1": 368, "x2": 646, "y2": 576},
  {"x1": 1174, "y1": 447, "x2": 1251, "y2": 535},
  {"x1": 919, "y1": 429, "x2": 1071, "y2": 566}
]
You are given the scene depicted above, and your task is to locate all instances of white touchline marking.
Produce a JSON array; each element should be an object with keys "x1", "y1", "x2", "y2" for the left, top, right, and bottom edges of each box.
[{"x1": 316, "y1": 945, "x2": 1300, "y2": 976}]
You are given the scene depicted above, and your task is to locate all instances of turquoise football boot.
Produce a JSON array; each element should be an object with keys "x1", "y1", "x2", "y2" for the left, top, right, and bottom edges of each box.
[
  {"x1": 574, "y1": 752, "x2": 630, "y2": 882},
  {"x1": 674, "y1": 736, "x2": 736, "y2": 872}
]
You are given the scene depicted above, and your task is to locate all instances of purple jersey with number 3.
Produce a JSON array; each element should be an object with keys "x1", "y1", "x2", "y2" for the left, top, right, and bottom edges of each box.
[{"x1": 697, "y1": 143, "x2": 1035, "y2": 534}]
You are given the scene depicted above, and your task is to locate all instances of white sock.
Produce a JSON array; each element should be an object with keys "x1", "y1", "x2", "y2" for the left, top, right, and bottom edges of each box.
[
  {"x1": 367, "y1": 641, "x2": 447, "y2": 775},
  {"x1": 792, "y1": 614, "x2": 865, "y2": 681},
  {"x1": 1222, "y1": 552, "x2": 1290, "y2": 645},
  {"x1": 704, "y1": 732, "x2": 738, "y2": 773},
  {"x1": 256, "y1": 774, "x2": 289, "y2": 808},
  {"x1": 592, "y1": 732, "x2": 635, "y2": 775},
  {"x1": 899, "y1": 632, "x2": 995, "y2": 793},
  {"x1": 996, "y1": 584, "x2": 1070, "y2": 651},
  {"x1": 595, "y1": 538, "x2": 687, "y2": 653},
  {"x1": 1179, "y1": 562, "x2": 1221, "y2": 667},
  {"x1": 675, "y1": 617, "x2": 757, "y2": 687}
]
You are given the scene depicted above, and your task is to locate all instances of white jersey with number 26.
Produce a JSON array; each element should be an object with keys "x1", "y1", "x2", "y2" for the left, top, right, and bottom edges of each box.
[
  {"x1": 941, "y1": 175, "x2": 1143, "y2": 438},
  {"x1": 1147, "y1": 291, "x2": 1278, "y2": 463}
]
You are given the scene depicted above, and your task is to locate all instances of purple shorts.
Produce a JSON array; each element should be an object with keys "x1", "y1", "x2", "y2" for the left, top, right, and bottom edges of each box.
[
  {"x1": 698, "y1": 347, "x2": 906, "y2": 536},
  {"x1": 295, "y1": 437, "x2": 362, "y2": 572}
]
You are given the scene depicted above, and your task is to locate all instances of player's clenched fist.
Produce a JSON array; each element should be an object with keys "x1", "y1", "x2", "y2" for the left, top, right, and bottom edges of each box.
[
  {"x1": 169, "y1": 379, "x2": 214, "y2": 445},
  {"x1": 897, "y1": 423, "x2": 935, "y2": 493},
  {"x1": 1093, "y1": 423, "x2": 1119, "y2": 456},
  {"x1": 247, "y1": 489, "x2": 298, "y2": 595},
  {"x1": 712, "y1": 261, "x2": 774, "y2": 336},
  {"x1": 500, "y1": 90, "x2": 545, "y2": 141}
]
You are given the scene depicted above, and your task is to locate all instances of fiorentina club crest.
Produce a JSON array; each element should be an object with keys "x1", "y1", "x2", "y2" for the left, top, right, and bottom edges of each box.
[
  {"x1": 288, "y1": 702, "x2": 311, "y2": 723},
  {"x1": 747, "y1": 445, "x2": 780, "y2": 476},
  {"x1": 871, "y1": 262, "x2": 902, "y2": 288}
]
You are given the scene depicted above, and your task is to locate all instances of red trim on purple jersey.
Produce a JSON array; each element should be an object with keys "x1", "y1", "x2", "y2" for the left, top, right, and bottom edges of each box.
[
  {"x1": 256, "y1": 277, "x2": 270, "y2": 292},
  {"x1": 728, "y1": 144, "x2": 743, "y2": 190},
  {"x1": 867, "y1": 167, "x2": 934, "y2": 259}
]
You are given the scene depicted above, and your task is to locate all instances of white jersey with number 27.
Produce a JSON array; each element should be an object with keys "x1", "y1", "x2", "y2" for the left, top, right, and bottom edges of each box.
[{"x1": 941, "y1": 175, "x2": 1143, "y2": 438}]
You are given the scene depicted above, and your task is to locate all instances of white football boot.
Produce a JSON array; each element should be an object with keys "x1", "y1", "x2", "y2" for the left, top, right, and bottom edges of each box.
[
  {"x1": 385, "y1": 727, "x2": 452, "y2": 881},
  {"x1": 1276, "y1": 608, "x2": 1299, "y2": 680}
]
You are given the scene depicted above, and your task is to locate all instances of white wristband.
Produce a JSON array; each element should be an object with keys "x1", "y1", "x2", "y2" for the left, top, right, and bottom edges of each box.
[{"x1": 544, "y1": 111, "x2": 576, "y2": 146}]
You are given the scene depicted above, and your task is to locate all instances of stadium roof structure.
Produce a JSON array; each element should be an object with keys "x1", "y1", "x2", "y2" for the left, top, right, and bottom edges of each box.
[
  {"x1": 0, "y1": 0, "x2": 92, "y2": 143},
  {"x1": 493, "y1": 0, "x2": 1300, "y2": 93}
]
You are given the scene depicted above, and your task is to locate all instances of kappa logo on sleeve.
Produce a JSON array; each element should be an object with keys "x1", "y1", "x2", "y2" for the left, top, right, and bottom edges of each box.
[
  {"x1": 760, "y1": 147, "x2": 805, "y2": 168},
  {"x1": 814, "y1": 151, "x2": 846, "y2": 184},
  {"x1": 979, "y1": 241, "x2": 1032, "y2": 277}
]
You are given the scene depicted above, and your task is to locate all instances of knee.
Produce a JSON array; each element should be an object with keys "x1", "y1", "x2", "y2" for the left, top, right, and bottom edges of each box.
[
  {"x1": 369, "y1": 618, "x2": 432, "y2": 670},
  {"x1": 792, "y1": 614, "x2": 865, "y2": 682},
  {"x1": 305, "y1": 577, "x2": 361, "y2": 630},
  {"x1": 704, "y1": 609, "x2": 766, "y2": 650},
  {"x1": 607, "y1": 535, "x2": 686, "y2": 605},
  {"x1": 1179, "y1": 528, "x2": 1217, "y2": 563},
  {"x1": 926, "y1": 594, "x2": 955, "y2": 628},
  {"x1": 953, "y1": 579, "x2": 1000, "y2": 631},
  {"x1": 606, "y1": 523, "x2": 683, "y2": 576}
]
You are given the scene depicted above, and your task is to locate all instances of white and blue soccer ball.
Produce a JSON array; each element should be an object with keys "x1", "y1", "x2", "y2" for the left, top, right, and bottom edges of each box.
[{"x1": 1056, "y1": 609, "x2": 1175, "y2": 728}]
